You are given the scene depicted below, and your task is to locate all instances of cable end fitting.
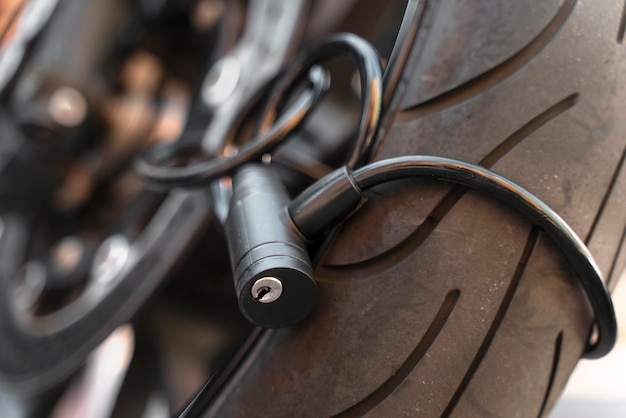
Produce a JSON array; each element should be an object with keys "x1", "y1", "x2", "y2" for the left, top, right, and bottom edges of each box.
[{"x1": 288, "y1": 166, "x2": 365, "y2": 240}]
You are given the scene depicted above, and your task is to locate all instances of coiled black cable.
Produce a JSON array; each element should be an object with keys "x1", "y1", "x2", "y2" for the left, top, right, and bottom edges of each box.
[
  {"x1": 254, "y1": 33, "x2": 383, "y2": 169},
  {"x1": 135, "y1": 33, "x2": 384, "y2": 188}
]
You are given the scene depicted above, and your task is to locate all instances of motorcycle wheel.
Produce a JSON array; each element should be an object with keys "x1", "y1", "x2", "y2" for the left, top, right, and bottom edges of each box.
[{"x1": 202, "y1": 0, "x2": 626, "y2": 417}]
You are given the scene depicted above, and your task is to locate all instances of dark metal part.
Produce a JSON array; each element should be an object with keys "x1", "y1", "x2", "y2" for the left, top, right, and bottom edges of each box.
[{"x1": 225, "y1": 164, "x2": 315, "y2": 328}]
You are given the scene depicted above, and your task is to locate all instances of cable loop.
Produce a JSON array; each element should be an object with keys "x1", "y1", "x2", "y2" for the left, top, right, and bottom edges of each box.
[{"x1": 350, "y1": 156, "x2": 617, "y2": 359}]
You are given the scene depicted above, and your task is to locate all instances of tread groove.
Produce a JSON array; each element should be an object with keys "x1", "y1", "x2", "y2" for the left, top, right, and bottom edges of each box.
[
  {"x1": 479, "y1": 94, "x2": 578, "y2": 167},
  {"x1": 618, "y1": 0, "x2": 626, "y2": 43},
  {"x1": 320, "y1": 95, "x2": 577, "y2": 277},
  {"x1": 333, "y1": 289, "x2": 461, "y2": 418},
  {"x1": 440, "y1": 227, "x2": 540, "y2": 418},
  {"x1": 584, "y1": 140, "x2": 626, "y2": 244},
  {"x1": 396, "y1": 0, "x2": 577, "y2": 121},
  {"x1": 537, "y1": 332, "x2": 563, "y2": 418}
]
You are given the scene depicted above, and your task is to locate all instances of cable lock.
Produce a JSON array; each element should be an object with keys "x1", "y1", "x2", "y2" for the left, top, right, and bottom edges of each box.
[{"x1": 226, "y1": 164, "x2": 315, "y2": 328}]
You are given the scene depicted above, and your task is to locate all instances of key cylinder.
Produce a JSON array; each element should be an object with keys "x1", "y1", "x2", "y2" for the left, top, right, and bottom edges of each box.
[{"x1": 225, "y1": 164, "x2": 316, "y2": 328}]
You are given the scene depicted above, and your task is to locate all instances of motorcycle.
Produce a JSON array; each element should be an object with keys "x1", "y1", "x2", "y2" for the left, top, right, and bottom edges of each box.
[{"x1": 0, "y1": 0, "x2": 623, "y2": 416}]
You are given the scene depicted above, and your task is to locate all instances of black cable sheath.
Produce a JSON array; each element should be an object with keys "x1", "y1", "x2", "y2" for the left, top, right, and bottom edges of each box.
[{"x1": 254, "y1": 33, "x2": 383, "y2": 169}]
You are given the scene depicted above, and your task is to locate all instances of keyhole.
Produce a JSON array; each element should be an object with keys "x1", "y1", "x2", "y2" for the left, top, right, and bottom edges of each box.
[
  {"x1": 250, "y1": 277, "x2": 283, "y2": 303},
  {"x1": 254, "y1": 286, "x2": 271, "y2": 301}
]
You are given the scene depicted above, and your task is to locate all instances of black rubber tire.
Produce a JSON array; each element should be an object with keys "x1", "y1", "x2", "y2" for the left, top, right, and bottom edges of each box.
[{"x1": 206, "y1": 1, "x2": 626, "y2": 416}]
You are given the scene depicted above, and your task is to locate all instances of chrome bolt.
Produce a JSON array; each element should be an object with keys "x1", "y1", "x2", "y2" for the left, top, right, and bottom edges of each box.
[
  {"x1": 92, "y1": 235, "x2": 130, "y2": 284},
  {"x1": 201, "y1": 55, "x2": 241, "y2": 107},
  {"x1": 251, "y1": 276, "x2": 283, "y2": 303},
  {"x1": 50, "y1": 236, "x2": 84, "y2": 272},
  {"x1": 48, "y1": 86, "x2": 87, "y2": 127}
]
